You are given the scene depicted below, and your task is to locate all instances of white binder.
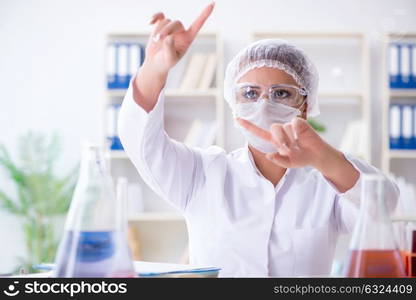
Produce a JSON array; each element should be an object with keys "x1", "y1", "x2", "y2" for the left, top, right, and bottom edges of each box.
[
  {"x1": 401, "y1": 44, "x2": 410, "y2": 84},
  {"x1": 402, "y1": 105, "x2": 412, "y2": 147},
  {"x1": 389, "y1": 105, "x2": 401, "y2": 148}
]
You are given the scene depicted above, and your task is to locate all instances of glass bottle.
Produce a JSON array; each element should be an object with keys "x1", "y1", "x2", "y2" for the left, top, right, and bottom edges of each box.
[
  {"x1": 343, "y1": 173, "x2": 406, "y2": 277},
  {"x1": 53, "y1": 144, "x2": 136, "y2": 277}
]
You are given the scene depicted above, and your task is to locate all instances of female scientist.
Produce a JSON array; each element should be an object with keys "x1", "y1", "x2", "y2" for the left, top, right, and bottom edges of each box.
[{"x1": 118, "y1": 2, "x2": 398, "y2": 277}]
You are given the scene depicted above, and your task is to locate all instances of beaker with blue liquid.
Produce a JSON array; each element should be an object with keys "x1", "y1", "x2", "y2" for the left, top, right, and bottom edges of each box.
[{"x1": 53, "y1": 144, "x2": 136, "y2": 277}]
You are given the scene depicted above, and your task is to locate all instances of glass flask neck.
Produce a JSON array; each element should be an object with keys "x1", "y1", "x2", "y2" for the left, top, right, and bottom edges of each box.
[
  {"x1": 78, "y1": 146, "x2": 110, "y2": 182},
  {"x1": 360, "y1": 174, "x2": 390, "y2": 222},
  {"x1": 350, "y1": 174, "x2": 398, "y2": 250},
  {"x1": 64, "y1": 145, "x2": 115, "y2": 231}
]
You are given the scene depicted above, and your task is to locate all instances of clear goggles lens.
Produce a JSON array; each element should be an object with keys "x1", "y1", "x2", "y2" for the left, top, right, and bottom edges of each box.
[{"x1": 234, "y1": 83, "x2": 307, "y2": 107}]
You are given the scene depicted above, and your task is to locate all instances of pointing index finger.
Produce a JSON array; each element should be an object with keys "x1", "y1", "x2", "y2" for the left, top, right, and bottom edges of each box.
[
  {"x1": 150, "y1": 12, "x2": 165, "y2": 24},
  {"x1": 187, "y1": 2, "x2": 215, "y2": 39},
  {"x1": 236, "y1": 118, "x2": 272, "y2": 142}
]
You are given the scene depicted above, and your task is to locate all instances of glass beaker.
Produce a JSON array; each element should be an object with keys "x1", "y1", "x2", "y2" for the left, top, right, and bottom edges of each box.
[
  {"x1": 343, "y1": 173, "x2": 406, "y2": 277},
  {"x1": 53, "y1": 144, "x2": 136, "y2": 277}
]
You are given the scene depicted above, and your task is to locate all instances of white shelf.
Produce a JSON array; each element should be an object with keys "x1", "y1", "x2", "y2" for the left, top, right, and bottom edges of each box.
[
  {"x1": 107, "y1": 88, "x2": 218, "y2": 99},
  {"x1": 319, "y1": 98, "x2": 361, "y2": 107},
  {"x1": 110, "y1": 151, "x2": 128, "y2": 159},
  {"x1": 388, "y1": 150, "x2": 416, "y2": 159},
  {"x1": 165, "y1": 89, "x2": 218, "y2": 97},
  {"x1": 108, "y1": 31, "x2": 218, "y2": 38},
  {"x1": 107, "y1": 89, "x2": 127, "y2": 98},
  {"x1": 128, "y1": 212, "x2": 184, "y2": 222},
  {"x1": 389, "y1": 89, "x2": 416, "y2": 98},
  {"x1": 391, "y1": 215, "x2": 416, "y2": 222},
  {"x1": 318, "y1": 91, "x2": 364, "y2": 98},
  {"x1": 318, "y1": 92, "x2": 362, "y2": 106},
  {"x1": 253, "y1": 31, "x2": 364, "y2": 39}
]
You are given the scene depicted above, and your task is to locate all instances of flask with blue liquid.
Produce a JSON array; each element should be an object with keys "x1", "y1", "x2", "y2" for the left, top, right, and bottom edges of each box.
[{"x1": 53, "y1": 144, "x2": 136, "y2": 277}]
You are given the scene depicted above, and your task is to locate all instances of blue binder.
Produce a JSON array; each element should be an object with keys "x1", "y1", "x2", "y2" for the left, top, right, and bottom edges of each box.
[
  {"x1": 411, "y1": 44, "x2": 416, "y2": 88},
  {"x1": 402, "y1": 105, "x2": 413, "y2": 149},
  {"x1": 107, "y1": 104, "x2": 124, "y2": 151},
  {"x1": 117, "y1": 43, "x2": 129, "y2": 89},
  {"x1": 401, "y1": 44, "x2": 411, "y2": 88},
  {"x1": 390, "y1": 44, "x2": 399, "y2": 88},
  {"x1": 107, "y1": 42, "x2": 145, "y2": 90},
  {"x1": 107, "y1": 43, "x2": 118, "y2": 89},
  {"x1": 389, "y1": 104, "x2": 402, "y2": 149},
  {"x1": 390, "y1": 43, "x2": 416, "y2": 89},
  {"x1": 126, "y1": 43, "x2": 145, "y2": 86},
  {"x1": 412, "y1": 105, "x2": 416, "y2": 149}
]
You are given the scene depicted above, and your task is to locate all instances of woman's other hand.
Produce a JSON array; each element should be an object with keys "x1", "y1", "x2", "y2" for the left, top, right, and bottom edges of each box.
[{"x1": 237, "y1": 117, "x2": 360, "y2": 193}]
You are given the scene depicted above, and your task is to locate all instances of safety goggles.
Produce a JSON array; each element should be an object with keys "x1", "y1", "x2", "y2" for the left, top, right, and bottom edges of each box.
[{"x1": 233, "y1": 82, "x2": 307, "y2": 108}]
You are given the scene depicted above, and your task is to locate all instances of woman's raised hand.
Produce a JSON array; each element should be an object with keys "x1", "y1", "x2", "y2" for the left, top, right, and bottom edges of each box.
[
  {"x1": 236, "y1": 117, "x2": 332, "y2": 169},
  {"x1": 133, "y1": 2, "x2": 215, "y2": 112},
  {"x1": 144, "y1": 2, "x2": 215, "y2": 74}
]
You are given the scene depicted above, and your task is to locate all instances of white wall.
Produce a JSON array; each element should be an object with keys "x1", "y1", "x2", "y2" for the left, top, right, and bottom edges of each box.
[{"x1": 0, "y1": 0, "x2": 415, "y2": 273}]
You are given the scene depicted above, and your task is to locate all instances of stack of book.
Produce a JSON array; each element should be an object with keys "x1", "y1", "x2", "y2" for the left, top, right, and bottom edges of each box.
[
  {"x1": 389, "y1": 43, "x2": 416, "y2": 89},
  {"x1": 389, "y1": 104, "x2": 416, "y2": 149},
  {"x1": 179, "y1": 52, "x2": 217, "y2": 91}
]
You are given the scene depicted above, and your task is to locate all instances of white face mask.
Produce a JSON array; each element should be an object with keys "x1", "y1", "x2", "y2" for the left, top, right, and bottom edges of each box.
[{"x1": 235, "y1": 98, "x2": 302, "y2": 153}]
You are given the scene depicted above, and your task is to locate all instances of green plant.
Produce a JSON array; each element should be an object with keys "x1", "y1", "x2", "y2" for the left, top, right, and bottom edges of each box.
[
  {"x1": 0, "y1": 132, "x2": 78, "y2": 274},
  {"x1": 308, "y1": 118, "x2": 326, "y2": 133}
]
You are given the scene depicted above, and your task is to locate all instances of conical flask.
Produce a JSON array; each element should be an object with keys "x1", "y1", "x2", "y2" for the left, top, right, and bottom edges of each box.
[
  {"x1": 343, "y1": 173, "x2": 406, "y2": 277},
  {"x1": 53, "y1": 144, "x2": 136, "y2": 277}
]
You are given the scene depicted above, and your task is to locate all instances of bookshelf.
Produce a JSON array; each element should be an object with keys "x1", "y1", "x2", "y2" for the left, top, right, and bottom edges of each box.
[
  {"x1": 252, "y1": 32, "x2": 372, "y2": 163},
  {"x1": 104, "y1": 32, "x2": 224, "y2": 263},
  {"x1": 381, "y1": 33, "x2": 416, "y2": 182}
]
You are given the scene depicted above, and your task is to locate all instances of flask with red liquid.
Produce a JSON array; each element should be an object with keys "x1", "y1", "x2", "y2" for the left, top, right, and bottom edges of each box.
[
  {"x1": 343, "y1": 174, "x2": 406, "y2": 277},
  {"x1": 53, "y1": 144, "x2": 136, "y2": 277}
]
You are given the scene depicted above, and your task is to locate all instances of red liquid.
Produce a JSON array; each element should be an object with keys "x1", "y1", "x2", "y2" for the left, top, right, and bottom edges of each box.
[
  {"x1": 411, "y1": 230, "x2": 416, "y2": 277},
  {"x1": 344, "y1": 249, "x2": 407, "y2": 278}
]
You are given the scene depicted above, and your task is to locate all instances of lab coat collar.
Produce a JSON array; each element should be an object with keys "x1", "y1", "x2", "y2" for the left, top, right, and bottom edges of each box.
[{"x1": 241, "y1": 142, "x2": 293, "y2": 180}]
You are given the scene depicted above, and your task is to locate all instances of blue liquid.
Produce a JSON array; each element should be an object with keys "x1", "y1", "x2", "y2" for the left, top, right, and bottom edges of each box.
[{"x1": 54, "y1": 230, "x2": 117, "y2": 277}]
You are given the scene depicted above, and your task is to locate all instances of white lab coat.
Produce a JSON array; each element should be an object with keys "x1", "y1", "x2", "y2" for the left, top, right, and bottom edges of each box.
[{"x1": 118, "y1": 83, "x2": 399, "y2": 277}]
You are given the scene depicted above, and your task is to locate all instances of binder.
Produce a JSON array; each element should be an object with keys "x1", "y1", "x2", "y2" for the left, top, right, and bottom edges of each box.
[
  {"x1": 107, "y1": 42, "x2": 145, "y2": 90},
  {"x1": 412, "y1": 45, "x2": 416, "y2": 88},
  {"x1": 128, "y1": 43, "x2": 137, "y2": 84},
  {"x1": 389, "y1": 104, "x2": 402, "y2": 149},
  {"x1": 128, "y1": 43, "x2": 140, "y2": 82},
  {"x1": 107, "y1": 43, "x2": 117, "y2": 89},
  {"x1": 401, "y1": 44, "x2": 411, "y2": 87},
  {"x1": 389, "y1": 43, "x2": 416, "y2": 89},
  {"x1": 118, "y1": 43, "x2": 129, "y2": 89},
  {"x1": 107, "y1": 104, "x2": 123, "y2": 150},
  {"x1": 402, "y1": 105, "x2": 413, "y2": 149},
  {"x1": 139, "y1": 43, "x2": 145, "y2": 66},
  {"x1": 389, "y1": 44, "x2": 400, "y2": 88},
  {"x1": 413, "y1": 105, "x2": 416, "y2": 149}
]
